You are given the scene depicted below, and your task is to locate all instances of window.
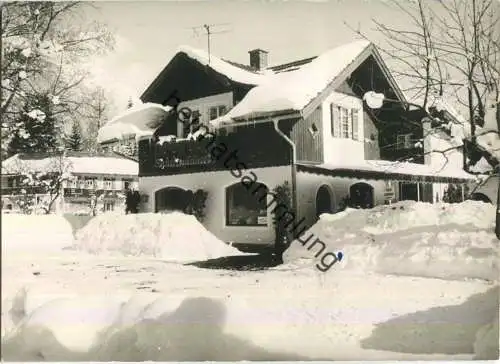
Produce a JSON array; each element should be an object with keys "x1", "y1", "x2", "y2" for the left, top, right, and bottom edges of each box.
[
  {"x1": 209, "y1": 105, "x2": 228, "y2": 120},
  {"x1": 396, "y1": 133, "x2": 413, "y2": 150},
  {"x1": 226, "y1": 182, "x2": 268, "y2": 226},
  {"x1": 331, "y1": 104, "x2": 361, "y2": 140},
  {"x1": 103, "y1": 178, "x2": 115, "y2": 190},
  {"x1": 85, "y1": 178, "x2": 96, "y2": 189},
  {"x1": 209, "y1": 106, "x2": 218, "y2": 120},
  {"x1": 308, "y1": 123, "x2": 319, "y2": 138},
  {"x1": 341, "y1": 108, "x2": 350, "y2": 138}
]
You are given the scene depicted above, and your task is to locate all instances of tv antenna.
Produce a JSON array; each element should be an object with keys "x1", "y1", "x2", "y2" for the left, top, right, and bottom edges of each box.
[{"x1": 188, "y1": 23, "x2": 232, "y2": 64}]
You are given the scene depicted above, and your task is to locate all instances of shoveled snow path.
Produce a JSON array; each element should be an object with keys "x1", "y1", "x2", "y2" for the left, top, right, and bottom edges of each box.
[{"x1": 2, "y1": 251, "x2": 495, "y2": 361}]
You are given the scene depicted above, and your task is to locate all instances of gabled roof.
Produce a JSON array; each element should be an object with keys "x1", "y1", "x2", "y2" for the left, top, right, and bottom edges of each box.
[
  {"x1": 209, "y1": 40, "x2": 406, "y2": 125},
  {"x1": 139, "y1": 40, "x2": 407, "y2": 129},
  {"x1": 2, "y1": 152, "x2": 138, "y2": 176}
]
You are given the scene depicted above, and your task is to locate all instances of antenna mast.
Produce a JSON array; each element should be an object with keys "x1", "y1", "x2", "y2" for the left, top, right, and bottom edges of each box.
[
  {"x1": 188, "y1": 23, "x2": 232, "y2": 64},
  {"x1": 204, "y1": 24, "x2": 211, "y2": 64}
]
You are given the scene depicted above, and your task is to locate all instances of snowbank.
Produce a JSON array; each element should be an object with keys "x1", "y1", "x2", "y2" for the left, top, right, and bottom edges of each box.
[
  {"x1": 2, "y1": 214, "x2": 74, "y2": 258},
  {"x1": 3, "y1": 281, "x2": 496, "y2": 361},
  {"x1": 283, "y1": 201, "x2": 499, "y2": 281},
  {"x1": 73, "y1": 212, "x2": 242, "y2": 262}
]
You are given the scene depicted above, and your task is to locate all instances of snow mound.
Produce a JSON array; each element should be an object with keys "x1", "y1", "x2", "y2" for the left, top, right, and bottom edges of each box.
[
  {"x1": 74, "y1": 212, "x2": 241, "y2": 262},
  {"x1": 283, "y1": 201, "x2": 499, "y2": 281},
  {"x1": 1, "y1": 214, "x2": 74, "y2": 257},
  {"x1": 2, "y1": 291, "x2": 297, "y2": 361}
]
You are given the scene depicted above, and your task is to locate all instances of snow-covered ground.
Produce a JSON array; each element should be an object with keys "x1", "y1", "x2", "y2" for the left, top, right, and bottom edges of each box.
[{"x1": 2, "y1": 201, "x2": 498, "y2": 361}]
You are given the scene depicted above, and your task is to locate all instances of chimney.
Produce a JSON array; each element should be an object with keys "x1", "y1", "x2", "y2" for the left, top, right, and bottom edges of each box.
[{"x1": 248, "y1": 49, "x2": 269, "y2": 71}]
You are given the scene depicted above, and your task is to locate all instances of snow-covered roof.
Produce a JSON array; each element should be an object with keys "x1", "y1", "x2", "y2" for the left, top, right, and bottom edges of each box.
[
  {"x1": 298, "y1": 159, "x2": 476, "y2": 181},
  {"x1": 2, "y1": 154, "x2": 138, "y2": 176},
  {"x1": 211, "y1": 40, "x2": 371, "y2": 125},
  {"x1": 178, "y1": 45, "x2": 266, "y2": 86},
  {"x1": 98, "y1": 103, "x2": 171, "y2": 144},
  {"x1": 427, "y1": 95, "x2": 499, "y2": 167}
]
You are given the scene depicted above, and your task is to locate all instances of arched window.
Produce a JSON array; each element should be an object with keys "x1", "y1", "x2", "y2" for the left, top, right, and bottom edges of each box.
[{"x1": 226, "y1": 182, "x2": 269, "y2": 226}]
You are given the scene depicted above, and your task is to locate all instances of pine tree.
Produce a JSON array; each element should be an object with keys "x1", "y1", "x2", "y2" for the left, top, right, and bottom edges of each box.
[
  {"x1": 66, "y1": 120, "x2": 83, "y2": 151},
  {"x1": 127, "y1": 97, "x2": 134, "y2": 109},
  {"x1": 8, "y1": 94, "x2": 59, "y2": 156}
]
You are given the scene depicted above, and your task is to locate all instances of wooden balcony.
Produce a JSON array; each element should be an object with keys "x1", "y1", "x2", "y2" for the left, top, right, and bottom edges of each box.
[{"x1": 139, "y1": 123, "x2": 293, "y2": 177}]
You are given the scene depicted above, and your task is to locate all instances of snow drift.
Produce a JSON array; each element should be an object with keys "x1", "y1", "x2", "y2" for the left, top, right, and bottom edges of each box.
[
  {"x1": 283, "y1": 200, "x2": 499, "y2": 281},
  {"x1": 1, "y1": 214, "x2": 74, "y2": 258},
  {"x1": 1, "y1": 291, "x2": 313, "y2": 361},
  {"x1": 3, "y1": 283, "x2": 497, "y2": 361},
  {"x1": 73, "y1": 212, "x2": 242, "y2": 262}
]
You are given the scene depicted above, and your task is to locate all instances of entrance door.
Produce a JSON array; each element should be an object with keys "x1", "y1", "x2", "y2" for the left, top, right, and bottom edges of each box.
[
  {"x1": 400, "y1": 182, "x2": 418, "y2": 201},
  {"x1": 349, "y1": 182, "x2": 374, "y2": 208},
  {"x1": 316, "y1": 185, "x2": 332, "y2": 217}
]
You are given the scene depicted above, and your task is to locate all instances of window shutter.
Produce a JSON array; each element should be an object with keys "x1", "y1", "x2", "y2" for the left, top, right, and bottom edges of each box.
[
  {"x1": 352, "y1": 109, "x2": 359, "y2": 140},
  {"x1": 331, "y1": 104, "x2": 340, "y2": 137}
]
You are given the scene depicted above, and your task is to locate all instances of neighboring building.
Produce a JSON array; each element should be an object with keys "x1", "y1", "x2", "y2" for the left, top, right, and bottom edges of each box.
[
  {"x1": 422, "y1": 95, "x2": 499, "y2": 204},
  {"x1": 1, "y1": 151, "x2": 139, "y2": 214},
  {"x1": 102, "y1": 40, "x2": 476, "y2": 252}
]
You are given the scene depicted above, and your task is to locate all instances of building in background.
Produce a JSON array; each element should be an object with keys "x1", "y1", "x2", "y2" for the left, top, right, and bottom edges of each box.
[{"x1": 1, "y1": 151, "x2": 138, "y2": 214}]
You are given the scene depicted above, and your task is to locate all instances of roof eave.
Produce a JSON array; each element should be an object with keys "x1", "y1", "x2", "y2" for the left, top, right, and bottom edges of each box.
[{"x1": 231, "y1": 109, "x2": 301, "y2": 122}]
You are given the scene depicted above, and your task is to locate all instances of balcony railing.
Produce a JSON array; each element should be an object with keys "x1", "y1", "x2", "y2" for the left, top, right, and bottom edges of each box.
[
  {"x1": 139, "y1": 124, "x2": 294, "y2": 176},
  {"x1": 1, "y1": 186, "x2": 47, "y2": 196}
]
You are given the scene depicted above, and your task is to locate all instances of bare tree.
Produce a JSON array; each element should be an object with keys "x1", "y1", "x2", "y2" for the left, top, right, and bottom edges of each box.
[
  {"x1": 348, "y1": 0, "x2": 500, "y2": 238},
  {"x1": 78, "y1": 86, "x2": 110, "y2": 152},
  {"x1": 1, "y1": 2, "x2": 115, "y2": 157}
]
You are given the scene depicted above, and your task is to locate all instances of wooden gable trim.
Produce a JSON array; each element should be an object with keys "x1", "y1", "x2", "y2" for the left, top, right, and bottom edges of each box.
[
  {"x1": 301, "y1": 45, "x2": 374, "y2": 119},
  {"x1": 301, "y1": 44, "x2": 407, "y2": 119},
  {"x1": 371, "y1": 46, "x2": 407, "y2": 105}
]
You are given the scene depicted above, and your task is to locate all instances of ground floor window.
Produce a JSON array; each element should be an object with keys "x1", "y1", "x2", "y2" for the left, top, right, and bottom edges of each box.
[
  {"x1": 226, "y1": 182, "x2": 268, "y2": 226},
  {"x1": 104, "y1": 202, "x2": 114, "y2": 211}
]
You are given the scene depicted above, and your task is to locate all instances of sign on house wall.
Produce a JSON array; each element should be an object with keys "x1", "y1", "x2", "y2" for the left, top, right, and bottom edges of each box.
[{"x1": 384, "y1": 180, "x2": 395, "y2": 203}]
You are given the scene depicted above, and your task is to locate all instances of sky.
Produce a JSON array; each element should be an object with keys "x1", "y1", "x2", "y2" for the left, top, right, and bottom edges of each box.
[{"x1": 83, "y1": 0, "x2": 422, "y2": 114}]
